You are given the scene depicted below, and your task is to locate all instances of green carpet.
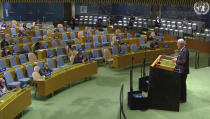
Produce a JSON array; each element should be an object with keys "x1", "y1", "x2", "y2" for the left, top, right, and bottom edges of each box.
[{"x1": 20, "y1": 50, "x2": 210, "y2": 119}]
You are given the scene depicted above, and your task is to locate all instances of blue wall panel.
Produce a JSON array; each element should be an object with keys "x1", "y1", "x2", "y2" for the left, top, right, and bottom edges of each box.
[
  {"x1": 3, "y1": 2, "x2": 64, "y2": 21},
  {"x1": 75, "y1": 3, "x2": 150, "y2": 17},
  {"x1": 2, "y1": 2, "x2": 210, "y2": 28},
  {"x1": 111, "y1": 4, "x2": 150, "y2": 16}
]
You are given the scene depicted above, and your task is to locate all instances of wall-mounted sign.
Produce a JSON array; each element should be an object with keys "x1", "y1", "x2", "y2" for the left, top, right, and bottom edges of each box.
[{"x1": 80, "y1": 6, "x2": 87, "y2": 13}]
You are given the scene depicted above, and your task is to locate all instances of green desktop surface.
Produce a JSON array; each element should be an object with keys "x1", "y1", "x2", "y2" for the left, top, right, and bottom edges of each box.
[
  {"x1": 0, "y1": 92, "x2": 15, "y2": 104},
  {"x1": 160, "y1": 59, "x2": 175, "y2": 67}
]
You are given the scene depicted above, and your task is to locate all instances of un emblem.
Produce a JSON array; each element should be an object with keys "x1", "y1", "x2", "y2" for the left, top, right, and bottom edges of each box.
[{"x1": 194, "y1": 1, "x2": 209, "y2": 15}]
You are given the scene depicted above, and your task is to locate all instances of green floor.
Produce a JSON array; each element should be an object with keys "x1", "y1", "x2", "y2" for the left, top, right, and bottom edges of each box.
[{"x1": 21, "y1": 51, "x2": 210, "y2": 119}]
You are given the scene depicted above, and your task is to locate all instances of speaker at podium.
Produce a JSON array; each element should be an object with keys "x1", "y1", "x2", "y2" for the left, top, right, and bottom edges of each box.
[{"x1": 148, "y1": 55, "x2": 182, "y2": 111}]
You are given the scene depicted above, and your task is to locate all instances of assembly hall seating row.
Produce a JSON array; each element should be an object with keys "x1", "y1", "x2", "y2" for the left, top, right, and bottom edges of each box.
[
  {"x1": 33, "y1": 61, "x2": 98, "y2": 96},
  {"x1": 6, "y1": 32, "x2": 133, "y2": 54},
  {"x1": 0, "y1": 86, "x2": 31, "y2": 119}
]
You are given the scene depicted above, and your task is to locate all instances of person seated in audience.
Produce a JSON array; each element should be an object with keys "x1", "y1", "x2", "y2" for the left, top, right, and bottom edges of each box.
[
  {"x1": 155, "y1": 16, "x2": 161, "y2": 27},
  {"x1": 150, "y1": 32, "x2": 156, "y2": 38},
  {"x1": 103, "y1": 47, "x2": 113, "y2": 64},
  {"x1": 183, "y1": 17, "x2": 188, "y2": 27},
  {"x1": 32, "y1": 42, "x2": 41, "y2": 53},
  {"x1": 11, "y1": 20, "x2": 17, "y2": 25},
  {"x1": 0, "y1": 78, "x2": 18, "y2": 97},
  {"x1": 111, "y1": 35, "x2": 117, "y2": 46},
  {"x1": 32, "y1": 66, "x2": 43, "y2": 81},
  {"x1": 39, "y1": 62, "x2": 53, "y2": 76},
  {"x1": 23, "y1": 24, "x2": 27, "y2": 30},
  {"x1": 115, "y1": 29, "x2": 121, "y2": 34},
  {"x1": 47, "y1": 29, "x2": 53, "y2": 37},
  {"x1": 74, "y1": 38, "x2": 81, "y2": 44},
  {"x1": 69, "y1": 47, "x2": 78, "y2": 64},
  {"x1": 73, "y1": 50, "x2": 85, "y2": 64},
  {"x1": 111, "y1": 36, "x2": 121, "y2": 46},
  {"x1": 43, "y1": 35, "x2": 49, "y2": 40},
  {"x1": 18, "y1": 27, "x2": 26, "y2": 36},
  {"x1": 1, "y1": 47, "x2": 11, "y2": 57},
  {"x1": 1, "y1": 22, "x2": 8, "y2": 28},
  {"x1": 28, "y1": 52, "x2": 37, "y2": 62},
  {"x1": 78, "y1": 31, "x2": 84, "y2": 38},
  {"x1": 66, "y1": 44, "x2": 73, "y2": 58},
  {"x1": 1, "y1": 39, "x2": 9, "y2": 49},
  {"x1": 147, "y1": 33, "x2": 153, "y2": 41},
  {"x1": 150, "y1": 38, "x2": 159, "y2": 49}
]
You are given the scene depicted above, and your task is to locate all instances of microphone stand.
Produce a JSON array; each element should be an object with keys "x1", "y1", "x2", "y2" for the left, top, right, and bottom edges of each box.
[{"x1": 130, "y1": 56, "x2": 134, "y2": 92}]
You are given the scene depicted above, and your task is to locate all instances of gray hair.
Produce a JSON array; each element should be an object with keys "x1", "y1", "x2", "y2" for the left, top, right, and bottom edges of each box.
[{"x1": 177, "y1": 39, "x2": 185, "y2": 45}]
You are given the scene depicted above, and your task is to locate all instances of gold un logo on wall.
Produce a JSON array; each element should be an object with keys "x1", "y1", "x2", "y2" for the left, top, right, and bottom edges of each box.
[{"x1": 194, "y1": 1, "x2": 209, "y2": 15}]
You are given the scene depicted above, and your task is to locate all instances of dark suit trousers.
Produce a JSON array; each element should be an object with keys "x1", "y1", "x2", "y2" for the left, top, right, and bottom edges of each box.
[{"x1": 180, "y1": 74, "x2": 187, "y2": 102}]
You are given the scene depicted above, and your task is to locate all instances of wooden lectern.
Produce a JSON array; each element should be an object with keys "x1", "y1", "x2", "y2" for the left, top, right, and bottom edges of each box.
[{"x1": 148, "y1": 55, "x2": 182, "y2": 111}]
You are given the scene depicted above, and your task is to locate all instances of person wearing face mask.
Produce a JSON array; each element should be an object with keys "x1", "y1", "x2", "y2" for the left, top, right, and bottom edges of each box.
[{"x1": 172, "y1": 39, "x2": 189, "y2": 103}]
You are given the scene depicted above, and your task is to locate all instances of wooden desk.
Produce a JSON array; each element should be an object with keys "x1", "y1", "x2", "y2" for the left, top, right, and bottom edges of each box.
[
  {"x1": 33, "y1": 61, "x2": 98, "y2": 97},
  {"x1": 158, "y1": 41, "x2": 177, "y2": 51},
  {"x1": 112, "y1": 48, "x2": 174, "y2": 68},
  {"x1": 36, "y1": 46, "x2": 66, "y2": 60},
  {"x1": 163, "y1": 34, "x2": 177, "y2": 41},
  {"x1": 186, "y1": 38, "x2": 210, "y2": 54},
  {"x1": 0, "y1": 86, "x2": 31, "y2": 119},
  {"x1": 120, "y1": 37, "x2": 141, "y2": 47}
]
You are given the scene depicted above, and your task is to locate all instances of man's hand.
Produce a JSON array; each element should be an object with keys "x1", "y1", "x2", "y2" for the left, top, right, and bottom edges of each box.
[{"x1": 172, "y1": 58, "x2": 177, "y2": 63}]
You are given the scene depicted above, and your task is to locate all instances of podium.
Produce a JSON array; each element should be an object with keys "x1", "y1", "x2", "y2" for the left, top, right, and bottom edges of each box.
[{"x1": 148, "y1": 55, "x2": 182, "y2": 111}]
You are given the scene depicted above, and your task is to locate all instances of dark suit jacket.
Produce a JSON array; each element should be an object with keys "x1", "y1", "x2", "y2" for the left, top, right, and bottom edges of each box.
[
  {"x1": 175, "y1": 47, "x2": 189, "y2": 74},
  {"x1": 39, "y1": 67, "x2": 52, "y2": 76},
  {"x1": 73, "y1": 55, "x2": 83, "y2": 64},
  {"x1": 1, "y1": 50, "x2": 11, "y2": 57}
]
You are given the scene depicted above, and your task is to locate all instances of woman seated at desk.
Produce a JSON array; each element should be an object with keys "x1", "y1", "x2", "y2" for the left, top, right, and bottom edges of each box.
[
  {"x1": 68, "y1": 46, "x2": 78, "y2": 64},
  {"x1": 0, "y1": 78, "x2": 18, "y2": 97}
]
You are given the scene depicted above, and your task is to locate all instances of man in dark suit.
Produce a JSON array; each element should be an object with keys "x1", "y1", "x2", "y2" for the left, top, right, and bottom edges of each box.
[
  {"x1": 39, "y1": 62, "x2": 52, "y2": 76},
  {"x1": 1, "y1": 39, "x2": 9, "y2": 49},
  {"x1": 172, "y1": 39, "x2": 189, "y2": 103}
]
